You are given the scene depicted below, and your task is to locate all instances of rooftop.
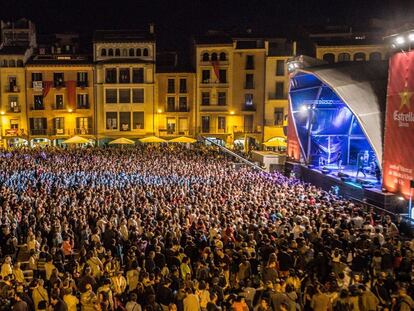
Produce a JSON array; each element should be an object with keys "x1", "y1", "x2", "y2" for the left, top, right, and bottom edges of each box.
[
  {"x1": 0, "y1": 45, "x2": 29, "y2": 55},
  {"x1": 93, "y1": 30, "x2": 155, "y2": 43}
]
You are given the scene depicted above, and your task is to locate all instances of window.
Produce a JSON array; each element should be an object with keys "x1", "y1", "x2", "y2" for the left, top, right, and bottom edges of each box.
[
  {"x1": 323, "y1": 53, "x2": 335, "y2": 64},
  {"x1": 211, "y1": 53, "x2": 218, "y2": 61},
  {"x1": 132, "y1": 68, "x2": 144, "y2": 83},
  {"x1": 122, "y1": 49, "x2": 127, "y2": 56},
  {"x1": 217, "y1": 92, "x2": 226, "y2": 106},
  {"x1": 369, "y1": 52, "x2": 382, "y2": 61},
  {"x1": 53, "y1": 73, "x2": 65, "y2": 87},
  {"x1": 179, "y1": 78, "x2": 187, "y2": 93},
  {"x1": 218, "y1": 116, "x2": 226, "y2": 131},
  {"x1": 201, "y1": 116, "x2": 210, "y2": 133},
  {"x1": 132, "y1": 89, "x2": 144, "y2": 103},
  {"x1": 34, "y1": 95, "x2": 44, "y2": 110},
  {"x1": 77, "y1": 72, "x2": 88, "y2": 87},
  {"x1": 129, "y1": 48, "x2": 135, "y2": 56},
  {"x1": 179, "y1": 97, "x2": 187, "y2": 111},
  {"x1": 30, "y1": 118, "x2": 47, "y2": 134},
  {"x1": 219, "y1": 52, "x2": 226, "y2": 61},
  {"x1": 55, "y1": 95, "x2": 64, "y2": 109},
  {"x1": 105, "y1": 89, "x2": 117, "y2": 103},
  {"x1": 1, "y1": 60, "x2": 7, "y2": 67},
  {"x1": 338, "y1": 53, "x2": 351, "y2": 62},
  {"x1": 354, "y1": 52, "x2": 366, "y2": 61},
  {"x1": 245, "y1": 55, "x2": 254, "y2": 69},
  {"x1": 275, "y1": 82, "x2": 284, "y2": 99},
  {"x1": 9, "y1": 60, "x2": 15, "y2": 67},
  {"x1": 32, "y1": 72, "x2": 42, "y2": 82},
  {"x1": 167, "y1": 118, "x2": 176, "y2": 134},
  {"x1": 245, "y1": 74, "x2": 254, "y2": 89},
  {"x1": 8, "y1": 96, "x2": 19, "y2": 112},
  {"x1": 101, "y1": 49, "x2": 107, "y2": 56},
  {"x1": 8, "y1": 76, "x2": 17, "y2": 92},
  {"x1": 201, "y1": 92, "x2": 210, "y2": 106},
  {"x1": 119, "y1": 68, "x2": 130, "y2": 83},
  {"x1": 77, "y1": 94, "x2": 89, "y2": 109},
  {"x1": 106, "y1": 112, "x2": 118, "y2": 130},
  {"x1": 202, "y1": 53, "x2": 209, "y2": 61},
  {"x1": 202, "y1": 70, "x2": 210, "y2": 83},
  {"x1": 274, "y1": 108, "x2": 284, "y2": 125},
  {"x1": 10, "y1": 120, "x2": 19, "y2": 130},
  {"x1": 219, "y1": 69, "x2": 227, "y2": 83},
  {"x1": 136, "y1": 49, "x2": 142, "y2": 57},
  {"x1": 167, "y1": 97, "x2": 175, "y2": 112},
  {"x1": 133, "y1": 111, "x2": 144, "y2": 129},
  {"x1": 167, "y1": 79, "x2": 175, "y2": 93},
  {"x1": 120, "y1": 112, "x2": 131, "y2": 131},
  {"x1": 108, "y1": 49, "x2": 114, "y2": 56},
  {"x1": 143, "y1": 48, "x2": 149, "y2": 56},
  {"x1": 245, "y1": 94, "x2": 253, "y2": 106},
  {"x1": 105, "y1": 68, "x2": 117, "y2": 83},
  {"x1": 76, "y1": 117, "x2": 90, "y2": 132},
  {"x1": 115, "y1": 49, "x2": 120, "y2": 56},
  {"x1": 276, "y1": 60, "x2": 285, "y2": 76},
  {"x1": 17, "y1": 60, "x2": 23, "y2": 67},
  {"x1": 53, "y1": 117, "x2": 64, "y2": 130},
  {"x1": 119, "y1": 89, "x2": 131, "y2": 103}
]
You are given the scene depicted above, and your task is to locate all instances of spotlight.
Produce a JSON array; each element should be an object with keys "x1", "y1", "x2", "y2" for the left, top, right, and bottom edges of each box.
[
  {"x1": 396, "y1": 36, "x2": 405, "y2": 45},
  {"x1": 0, "y1": 111, "x2": 4, "y2": 115},
  {"x1": 409, "y1": 33, "x2": 414, "y2": 42},
  {"x1": 230, "y1": 110, "x2": 235, "y2": 115},
  {"x1": 391, "y1": 43, "x2": 397, "y2": 49},
  {"x1": 398, "y1": 196, "x2": 405, "y2": 201},
  {"x1": 157, "y1": 109, "x2": 162, "y2": 113},
  {"x1": 67, "y1": 108, "x2": 73, "y2": 113},
  {"x1": 300, "y1": 105, "x2": 308, "y2": 112}
]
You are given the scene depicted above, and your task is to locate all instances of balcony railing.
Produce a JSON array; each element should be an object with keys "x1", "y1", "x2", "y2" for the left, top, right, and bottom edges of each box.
[
  {"x1": 5, "y1": 85, "x2": 20, "y2": 92},
  {"x1": 166, "y1": 107, "x2": 190, "y2": 112},
  {"x1": 268, "y1": 93, "x2": 287, "y2": 100},
  {"x1": 30, "y1": 129, "x2": 48, "y2": 136},
  {"x1": 242, "y1": 104, "x2": 256, "y2": 111},
  {"x1": 53, "y1": 104, "x2": 65, "y2": 110},
  {"x1": 74, "y1": 128, "x2": 94, "y2": 135},
  {"x1": 7, "y1": 106, "x2": 21, "y2": 113},
  {"x1": 233, "y1": 126, "x2": 261, "y2": 134},
  {"x1": 77, "y1": 81, "x2": 89, "y2": 87},
  {"x1": 54, "y1": 81, "x2": 65, "y2": 88},
  {"x1": 77, "y1": 104, "x2": 90, "y2": 109},
  {"x1": 31, "y1": 105, "x2": 45, "y2": 111},
  {"x1": 244, "y1": 83, "x2": 255, "y2": 89},
  {"x1": 51, "y1": 128, "x2": 67, "y2": 135}
]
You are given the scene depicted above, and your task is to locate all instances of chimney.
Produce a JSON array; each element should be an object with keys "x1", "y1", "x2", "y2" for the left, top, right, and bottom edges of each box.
[{"x1": 149, "y1": 23, "x2": 155, "y2": 34}]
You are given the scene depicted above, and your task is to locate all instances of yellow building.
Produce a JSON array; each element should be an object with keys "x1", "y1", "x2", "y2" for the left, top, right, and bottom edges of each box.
[
  {"x1": 264, "y1": 39, "x2": 295, "y2": 143},
  {"x1": 155, "y1": 64, "x2": 195, "y2": 137},
  {"x1": 194, "y1": 34, "x2": 234, "y2": 145},
  {"x1": 93, "y1": 29, "x2": 156, "y2": 143},
  {"x1": 25, "y1": 34, "x2": 94, "y2": 146},
  {"x1": 0, "y1": 47, "x2": 30, "y2": 147}
]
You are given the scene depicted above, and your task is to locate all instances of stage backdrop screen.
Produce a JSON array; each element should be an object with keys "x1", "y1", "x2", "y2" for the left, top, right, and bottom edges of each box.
[{"x1": 383, "y1": 50, "x2": 414, "y2": 198}]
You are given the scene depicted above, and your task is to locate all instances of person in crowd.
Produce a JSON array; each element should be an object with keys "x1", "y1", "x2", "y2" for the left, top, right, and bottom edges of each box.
[{"x1": 0, "y1": 145, "x2": 411, "y2": 311}]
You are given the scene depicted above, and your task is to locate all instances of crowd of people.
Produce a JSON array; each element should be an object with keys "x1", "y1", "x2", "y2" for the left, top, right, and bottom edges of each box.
[{"x1": 0, "y1": 144, "x2": 413, "y2": 311}]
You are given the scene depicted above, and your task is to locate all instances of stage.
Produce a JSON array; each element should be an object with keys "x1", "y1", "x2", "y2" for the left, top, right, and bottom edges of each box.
[{"x1": 285, "y1": 161, "x2": 400, "y2": 210}]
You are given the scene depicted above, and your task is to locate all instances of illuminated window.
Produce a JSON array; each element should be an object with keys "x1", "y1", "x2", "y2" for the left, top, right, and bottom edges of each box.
[{"x1": 106, "y1": 112, "x2": 118, "y2": 130}]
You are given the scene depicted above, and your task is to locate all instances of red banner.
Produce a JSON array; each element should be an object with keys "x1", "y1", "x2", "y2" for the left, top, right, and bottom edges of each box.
[
  {"x1": 66, "y1": 80, "x2": 77, "y2": 109},
  {"x1": 42, "y1": 81, "x2": 52, "y2": 97},
  {"x1": 382, "y1": 51, "x2": 414, "y2": 198},
  {"x1": 211, "y1": 60, "x2": 220, "y2": 82}
]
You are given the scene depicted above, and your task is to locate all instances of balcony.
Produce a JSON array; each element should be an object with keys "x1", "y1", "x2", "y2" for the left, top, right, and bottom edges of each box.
[
  {"x1": 31, "y1": 105, "x2": 45, "y2": 111},
  {"x1": 233, "y1": 126, "x2": 261, "y2": 134},
  {"x1": 242, "y1": 104, "x2": 256, "y2": 111},
  {"x1": 53, "y1": 81, "x2": 65, "y2": 88},
  {"x1": 200, "y1": 79, "x2": 229, "y2": 87},
  {"x1": 32, "y1": 81, "x2": 43, "y2": 91},
  {"x1": 74, "y1": 128, "x2": 94, "y2": 135},
  {"x1": 77, "y1": 81, "x2": 89, "y2": 87},
  {"x1": 53, "y1": 104, "x2": 65, "y2": 110},
  {"x1": 51, "y1": 128, "x2": 67, "y2": 135},
  {"x1": 30, "y1": 129, "x2": 48, "y2": 136},
  {"x1": 268, "y1": 93, "x2": 287, "y2": 100},
  {"x1": 165, "y1": 107, "x2": 190, "y2": 113},
  {"x1": 7, "y1": 106, "x2": 21, "y2": 113},
  {"x1": 244, "y1": 83, "x2": 255, "y2": 89},
  {"x1": 5, "y1": 85, "x2": 20, "y2": 93},
  {"x1": 77, "y1": 103, "x2": 90, "y2": 109}
]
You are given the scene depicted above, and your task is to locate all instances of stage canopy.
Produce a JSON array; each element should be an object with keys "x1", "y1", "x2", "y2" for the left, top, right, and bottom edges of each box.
[{"x1": 289, "y1": 61, "x2": 388, "y2": 169}]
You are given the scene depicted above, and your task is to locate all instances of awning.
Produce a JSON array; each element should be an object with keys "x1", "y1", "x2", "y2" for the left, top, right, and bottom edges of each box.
[
  {"x1": 63, "y1": 136, "x2": 90, "y2": 144},
  {"x1": 108, "y1": 137, "x2": 135, "y2": 145},
  {"x1": 169, "y1": 136, "x2": 197, "y2": 143},
  {"x1": 139, "y1": 136, "x2": 167, "y2": 143}
]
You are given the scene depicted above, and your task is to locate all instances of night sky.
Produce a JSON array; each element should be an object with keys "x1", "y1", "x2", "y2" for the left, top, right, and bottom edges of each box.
[{"x1": 1, "y1": 0, "x2": 413, "y2": 41}]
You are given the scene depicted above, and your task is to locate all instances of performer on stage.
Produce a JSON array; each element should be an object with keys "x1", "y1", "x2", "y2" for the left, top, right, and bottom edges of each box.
[{"x1": 356, "y1": 155, "x2": 366, "y2": 179}]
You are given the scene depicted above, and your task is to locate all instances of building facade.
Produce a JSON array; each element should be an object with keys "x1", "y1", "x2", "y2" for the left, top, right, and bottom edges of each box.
[
  {"x1": 25, "y1": 34, "x2": 94, "y2": 146},
  {"x1": 93, "y1": 29, "x2": 156, "y2": 143},
  {"x1": 156, "y1": 70, "x2": 196, "y2": 137}
]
